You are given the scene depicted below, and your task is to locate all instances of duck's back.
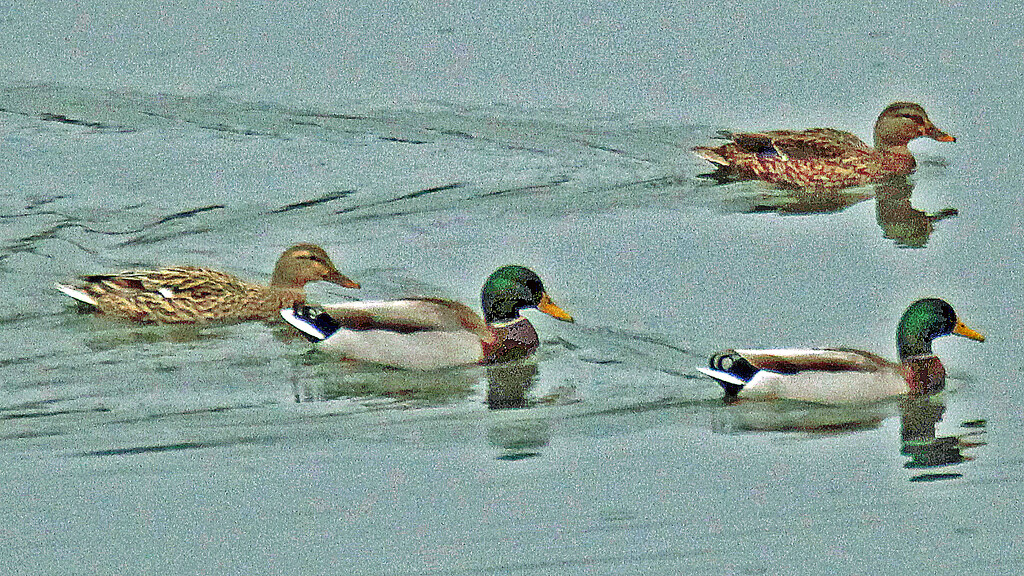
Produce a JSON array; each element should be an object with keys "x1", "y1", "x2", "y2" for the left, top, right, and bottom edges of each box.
[
  {"x1": 323, "y1": 298, "x2": 491, "y2": 336},
  {"x1": 760, "y1": 128, "x2": 872, "y2": 160}
]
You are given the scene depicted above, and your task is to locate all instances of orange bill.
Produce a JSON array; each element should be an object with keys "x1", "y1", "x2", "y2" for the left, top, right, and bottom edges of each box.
[
  {"x1": 537, "y1": 292, "x2": 574, "y2": 323},
  {"x1": 328, "y1": 271, "x2": 361, "y2": 289},
  {"x1": 952, "y1": 319, "x2": 985, "y2": 342},
  {"x1": 926, "y1": 125, "x2": 956, "y2": 142}
]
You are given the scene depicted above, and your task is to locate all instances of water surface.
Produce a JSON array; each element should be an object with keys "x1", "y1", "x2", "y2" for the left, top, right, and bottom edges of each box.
[{"x1": 2, "y1": 2, "x2": 1023, "y2": 575}]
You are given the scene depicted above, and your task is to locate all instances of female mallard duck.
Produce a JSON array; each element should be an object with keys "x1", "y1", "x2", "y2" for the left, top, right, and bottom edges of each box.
[
  {"x1": 693, "y1": 102, "x2": 956, "y2": 190},
  {"x1": 55, "y1": 243, "x2": 360, "y2": 324},
  {"x1": 698, "y1": 299, "x2": 984, "y2": 404},
  {"x1": 280, "y1": 265, "x2": 574, "y2": 370}
]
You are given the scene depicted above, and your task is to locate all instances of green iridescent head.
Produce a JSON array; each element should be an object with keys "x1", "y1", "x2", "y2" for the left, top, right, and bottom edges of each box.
[
  {"x1": 896, "y1": 298, "x2": 984, "y2": 359},
  {"x1": 480, "y1": 266, "x2": 574, "y2": 324}
]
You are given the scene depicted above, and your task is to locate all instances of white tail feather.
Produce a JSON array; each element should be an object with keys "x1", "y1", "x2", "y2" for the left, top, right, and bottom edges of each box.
[
  {"x1": 280, "y1": 308, "x2": 328, "y2": 341},
  {"x1": 54, "y1": 283, "x2": 99, "y2": 307},
  {"x1": 692, "y1": 147, "x2": 730, "y2": 166},
  {"x1": 697, "y1": 366, "x2": 748, "y2": 389}
]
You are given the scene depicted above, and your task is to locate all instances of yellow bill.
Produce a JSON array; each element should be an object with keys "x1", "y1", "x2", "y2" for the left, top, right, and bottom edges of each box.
[
  {"x1": 953, "y1": 319, "x2": 985, "y2": 342},
  {"x1": 537, "y1": 292, "x2": 574, "y2": 323}
]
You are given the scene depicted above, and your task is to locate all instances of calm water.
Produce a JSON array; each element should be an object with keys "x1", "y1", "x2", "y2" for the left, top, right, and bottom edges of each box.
[{"x1": 2, "y1": 2, "x2": 1024, "y2": 575}]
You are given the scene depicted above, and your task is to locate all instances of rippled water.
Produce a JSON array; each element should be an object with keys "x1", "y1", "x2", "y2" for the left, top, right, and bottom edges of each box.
[{"x1": 2, "y1": 2, "x2": 1024, "y2": 575}]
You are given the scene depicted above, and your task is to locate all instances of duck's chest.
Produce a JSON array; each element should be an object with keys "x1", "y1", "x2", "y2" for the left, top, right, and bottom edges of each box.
[
  {"x1": 901, "y1": 355, "x2": 946, "y2": 394},
  {"x1": 481, "y1": 318, "x2": 540, "y2": 364},
  {"x1": 876, "y1": 150, "x2": 917, "y2": 177}
]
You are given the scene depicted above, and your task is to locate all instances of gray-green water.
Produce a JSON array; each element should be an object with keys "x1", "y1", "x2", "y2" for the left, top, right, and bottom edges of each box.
[{"x1": 2, "y1": 2, "x2": 1023, "y2": 574}]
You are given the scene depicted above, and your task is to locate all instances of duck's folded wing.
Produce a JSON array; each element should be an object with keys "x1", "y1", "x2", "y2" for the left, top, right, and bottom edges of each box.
[
  {"x1": 735, "y1": 348, "x2": 890, "y2": 374},
  {"x1": 80, "y1": 267, "x2": 241, "y2": 298},
  {"x1": 750, "y1": 129, "x2": 872, "y2": 160},
  {"x1": 322, "y1": 298, "x2": 491, "y2": 338}
]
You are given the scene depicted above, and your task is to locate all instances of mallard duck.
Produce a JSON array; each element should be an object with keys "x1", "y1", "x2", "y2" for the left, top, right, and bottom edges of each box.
[
  {"x1": 693, "y1": 102, "x2": 956, "y2": 190},
  {"x1": 55, "y1": 243, "x2": 360, "y2": 324},
  {"x1": 280, "y1": 265, "x2": 574, "y2": 370},
  {"x1": 698, "y1": 299, "x2": 984, "y2": 404}
]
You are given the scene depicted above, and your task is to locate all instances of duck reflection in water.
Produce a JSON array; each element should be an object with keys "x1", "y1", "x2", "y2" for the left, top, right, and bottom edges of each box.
[
  {"x1": 714, "y1": 400, "x2": 888, "y2": 434},
  {"x1": 485, "y1": 362, "x2": 553, "y2": 461},
  {"x1": 486, "y1": 361, "x2": 538, "y2": 410},
  {"x1": 289, "y1": 356, "x2": 479, "y2": 404},
  {"x1": 715, "y1": 185, "x2": 874, "y2": 215},
  {"x1": 875, "y1": 175, "x2": 958, "y2": 248},
  {"x1": 715, "y1": 395, "x2": 986, "y2": 482},
  {"x1": 900, "y1": 395, "x2": 986, "y2": 482},
  {"x1": 708, "y1": 175, "x2": 958, "y2": 248}
]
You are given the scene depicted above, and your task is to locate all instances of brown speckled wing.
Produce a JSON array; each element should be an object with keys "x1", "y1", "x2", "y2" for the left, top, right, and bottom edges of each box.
[
  {"x1": 696, "y1": 127, "x2": 886, "y2": 189},
  {"x1": 762, "y1": 129, "x2": 871, "y2": 160},
  {"x1": 742, "y1": 151, "x2": 881, "y2": 190},
  {"x1": 81, "y1": 267, "x2": 270, "y2": 323}
]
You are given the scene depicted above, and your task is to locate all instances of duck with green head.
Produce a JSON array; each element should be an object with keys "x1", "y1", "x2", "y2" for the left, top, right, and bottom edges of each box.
[
  {"x1": 698, "y1": 299, "x2": 985, "y2": 404},
  {"x1": 282, "y1": 265, "x2": 574, "y2": 370}
]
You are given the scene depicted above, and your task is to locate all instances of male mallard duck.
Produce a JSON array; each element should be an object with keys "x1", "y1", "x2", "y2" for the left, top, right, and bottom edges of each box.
[
  {"x1": 55, "y1": 243, "x2": 360, "y2": 324},
  {"x1": 698, "y1": 299, "x2": 984, "y2": 404},
  {"x1": 693, "y1": 102, "x2": 956, "y2": 190},
  {"x1": 280, "y1": 265, "x2": 574, "y2": 370}
]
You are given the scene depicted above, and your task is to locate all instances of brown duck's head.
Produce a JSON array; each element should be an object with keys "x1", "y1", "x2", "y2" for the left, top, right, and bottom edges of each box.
[
  {"x1": 874, "y1": 102, "x2": 956, "y2": 149},
  {"x1": 270, "y1": 243, "x2": 360, "y2": 290}
]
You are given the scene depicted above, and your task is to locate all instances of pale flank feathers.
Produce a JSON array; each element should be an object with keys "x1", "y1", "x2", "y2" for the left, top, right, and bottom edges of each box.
[
  {"x1": 291, "y1": 299, "x2": 486, "y2": 370},
  {"x1": 699, "y1": 349, "x2": 906, "y2": 404}
]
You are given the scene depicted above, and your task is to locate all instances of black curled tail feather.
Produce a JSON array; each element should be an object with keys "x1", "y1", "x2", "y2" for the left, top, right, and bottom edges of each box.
[
  {"x1": 292, "y1": 305, "x2": 342, "y2": 342},
  {"x1": 708, "y1": 350, "x2": 759, "y2": 396},
  {"x1": 696, "y1": 165, "x2": 736, "y2": 184}
]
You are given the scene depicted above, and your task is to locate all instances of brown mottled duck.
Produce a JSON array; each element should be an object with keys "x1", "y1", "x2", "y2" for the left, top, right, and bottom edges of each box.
[
  {"x1": 56, "y1": 243, "x2": 359, "y2": 324},
  {"x1": 693, "y1": 102, "x2": 956, "y2": 190}
]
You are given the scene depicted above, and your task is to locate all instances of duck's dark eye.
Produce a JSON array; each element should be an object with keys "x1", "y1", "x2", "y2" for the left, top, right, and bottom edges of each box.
[
  {"x1": 898, "y1": 114, "x2": 925, "y2": 123},
  {"x1": 293, "y1": 252, "x2": 323, "y2": 263}
]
